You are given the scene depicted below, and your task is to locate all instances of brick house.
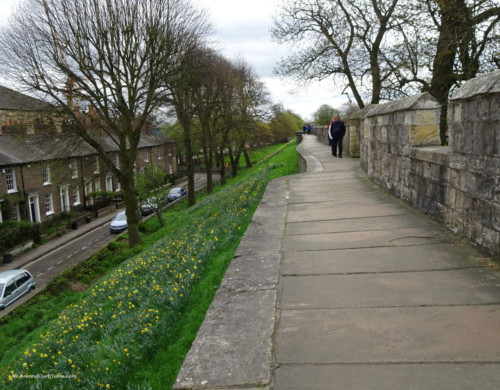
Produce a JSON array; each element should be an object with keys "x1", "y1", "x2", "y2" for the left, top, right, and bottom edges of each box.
[{"x1": 0, "y1": 86, "x2": 176, "y2": 223}]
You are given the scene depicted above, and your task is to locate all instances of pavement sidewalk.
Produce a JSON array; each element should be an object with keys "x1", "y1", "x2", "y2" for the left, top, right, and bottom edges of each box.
[{"x1": 175, "y1": 134, "x2": 500, "y2": 389}]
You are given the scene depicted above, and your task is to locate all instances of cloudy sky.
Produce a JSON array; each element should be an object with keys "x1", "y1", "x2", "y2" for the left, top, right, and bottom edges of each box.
[{"x1": 0, "y1": 0, "x2": 347, "y2": 120}]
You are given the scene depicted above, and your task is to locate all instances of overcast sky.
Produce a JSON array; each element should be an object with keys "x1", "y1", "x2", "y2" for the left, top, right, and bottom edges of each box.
[{"x1": 0, "y1": 0, "x2": 347, "y2": 121}]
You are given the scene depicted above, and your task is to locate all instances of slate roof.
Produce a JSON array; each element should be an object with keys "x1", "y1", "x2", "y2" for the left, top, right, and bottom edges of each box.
[
  {"x1": 0, "y1": 131, "x2": 174, "y2": 166},
  {"x1": 0, "y1": 85, "x2": 174, "y2": 166},
  {"x1": 0, "y1": 85, "x2": 53, "y2": 111}
]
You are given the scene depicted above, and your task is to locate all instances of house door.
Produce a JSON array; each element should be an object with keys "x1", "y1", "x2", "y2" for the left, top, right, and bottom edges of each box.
[
  {"x1": 60, "y1": 186, "x2": 70, "y2": 212},
  {"x1": 28, "y1": 195, "x2": 40, "y2": 223}
]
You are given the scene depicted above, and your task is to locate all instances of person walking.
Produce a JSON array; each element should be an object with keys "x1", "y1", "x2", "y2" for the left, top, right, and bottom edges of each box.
[{"x1": 328, "y1": 115, "x2": 346, "y2": 157}]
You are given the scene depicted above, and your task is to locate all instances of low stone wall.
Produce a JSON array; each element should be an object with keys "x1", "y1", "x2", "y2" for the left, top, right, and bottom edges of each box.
[{"x1": 358, "y1": 71, "x2": 500, "y2": 256}]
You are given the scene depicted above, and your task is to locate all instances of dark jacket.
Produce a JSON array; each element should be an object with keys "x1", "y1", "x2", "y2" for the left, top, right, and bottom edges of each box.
[{"x1": 329, "y1": 120, "x2": 346, "y2": 138}]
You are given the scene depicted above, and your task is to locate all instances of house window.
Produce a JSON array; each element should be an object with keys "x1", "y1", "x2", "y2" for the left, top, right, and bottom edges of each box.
[
  {"x1": 70, "y1": 160, "x2": 78, "y2": 179},
  {"x1": 157, "y1": 147, "x2": 162, "y2": 160},
  {"x1": 43, "y1": 164, "x2": 51, "y2": 184},
  {"x1": 114, "y1": 154, "x2": 120, "y2": 169},
  {"x1": 73, "y1": 186, "x2": 81, "y2": 205},
  {"x1": 144, "y1": 148, "x2": 150, "y2": 162},
  {"x1": 95, "y1": 180, "x2": 101, "y2": 192},
  {"x1": 45, "y1": 193, "x2": 53, "y2": 214},
  {"x1": 115, "y1": 178, "x2": 121, "y2": 192},
  {"x1": 5, "y1": 168, "x2": 17, "y2": 192},
  {"x1": 94, "y1": 157, "x2": 100, "y2": 174}
]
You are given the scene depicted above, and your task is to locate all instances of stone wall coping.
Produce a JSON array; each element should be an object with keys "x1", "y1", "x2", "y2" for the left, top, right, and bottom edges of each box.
[
  {"x1": 411, "y1": 146, "x2": 448, "y2": 165},
  {"x1": 451, "y1": 70, "x2": 500, "y2": 101},
  {"x1": 350, "y1": 103, "x2": 377, "y2": 120},
  {"x1": 365, "y1": 93, "x2": 440, "y2": 117}
]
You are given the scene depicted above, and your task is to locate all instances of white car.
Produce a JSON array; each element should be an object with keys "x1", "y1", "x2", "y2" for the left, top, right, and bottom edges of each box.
[
  {"x1": 109, "y1": 211, "x2": 128, "y2": 233},
  {"x1": 0, "y1": 270, "x2": 36, "y2": 310}
]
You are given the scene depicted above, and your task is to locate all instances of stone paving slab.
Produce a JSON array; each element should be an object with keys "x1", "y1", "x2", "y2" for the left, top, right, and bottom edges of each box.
[
  {"x1": 283, "y1": 226, "x2": 444, "y2": 251},
  {"x1": 280, "y1": 268, "x2": 500, "y2": 308},
  {"x1": 282, "y1": 243, "x2": 485, "y2": 275},
  {"x1": 276, "y1": 305, "x2": 500, "y2": 364},
  {"x1": 285, "y1": 214, "x2": 438, "y2": 235},
  {"x1": 218, "y1": 251, "x2": 280, "y2": 293},
  {"x1": 274, "y1": 364, "x2": 500, "y2": 390},
  {"x1": 286, "y1": 202, "x2": 410, "y2": 223}
]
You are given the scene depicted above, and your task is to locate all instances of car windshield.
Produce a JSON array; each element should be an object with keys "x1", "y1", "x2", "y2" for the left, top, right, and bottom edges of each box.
[
  {"x1": 0, "y1": 283, "x2": 4, "y2": 296},
  {"x1": 115, "y1": 213, "x2": 127, "y2": 221},
  {"x1": 171, "y1": 188, "x2": 182, "y2": 194}
]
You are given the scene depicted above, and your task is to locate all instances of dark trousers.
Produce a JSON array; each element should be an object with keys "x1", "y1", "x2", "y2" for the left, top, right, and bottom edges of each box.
[{"x1": 331, "y1": 133, "x2": 344, "y2": 157}]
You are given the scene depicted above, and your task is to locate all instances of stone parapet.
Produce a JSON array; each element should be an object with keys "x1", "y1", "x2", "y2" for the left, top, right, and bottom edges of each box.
[{"x1": 358, "y1": 74, "x2": 500, "y2": 256}]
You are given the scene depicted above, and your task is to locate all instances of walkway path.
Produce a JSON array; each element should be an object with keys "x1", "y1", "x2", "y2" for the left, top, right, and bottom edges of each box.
[{"x1": 175, "y1": 135, "x2": 500, "y2": 389}]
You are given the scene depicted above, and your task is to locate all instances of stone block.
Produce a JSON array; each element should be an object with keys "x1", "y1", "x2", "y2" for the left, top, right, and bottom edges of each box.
[
  {"x1": 478, "y1": 98, "x2": 490, "y2": 121},
  {"x1": 445, "y1": 187, "x2": 456, "y2": 209},
  {"x1": 173, "y1": 290, "x2": 276, "y2": 389},
  {"x1": 451, "y1": 102, "x2": 462, "y2": 123},
  {"x1": 477, "y1": 176, "x2": 495, "y2": 201},
  {"x1": 491, "y1": 94, "x2": 500, "y2": 121},
  {"x1": 481, "y1": 226, "x2": 500, "y2": 256},
  {"x1": 410, "y1": 125, "x2": 441, "y2": 146},
  {"x1": 460, "y1": 171, "x2": 477, "y2": 195}
]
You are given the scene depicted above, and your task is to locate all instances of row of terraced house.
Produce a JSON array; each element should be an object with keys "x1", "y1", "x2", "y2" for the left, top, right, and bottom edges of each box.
[{"x1": 0, "y1": 85, "x2": 177, "y2": 224}]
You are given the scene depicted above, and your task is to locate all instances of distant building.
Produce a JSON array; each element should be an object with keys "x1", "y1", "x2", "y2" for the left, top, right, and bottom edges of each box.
[{"x1": 0, "y1": 86, "x2": 176, "y2": 223}]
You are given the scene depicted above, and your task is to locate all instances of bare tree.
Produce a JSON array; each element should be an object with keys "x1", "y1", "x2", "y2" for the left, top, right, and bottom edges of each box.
[
  {"x1": 168, "y1": 45, "x2": 209, "y2": 207},
  {"x1": 273, "y1": 0, "x2": 500, "y2": 145},
  {"x1": 272, "y1": 0, "x2": 404, "y2": 108},
  {"x1": 0, "y1": 0, "x2": 209, "y2": 248},
  {"x1": 425, "y1": 0, "x2": 500, "y2": 143},
  {"x1": 230, "y1": 59, "x2": 270, "y2": 174},
  {"x1": 194, "y1": 50, "x2": 232, "y2": 194}
]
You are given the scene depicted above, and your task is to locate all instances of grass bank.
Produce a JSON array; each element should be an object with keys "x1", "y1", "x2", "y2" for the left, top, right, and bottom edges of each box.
[{"x1": 0, "y1": 141, "x2": 298, "y2": 389}]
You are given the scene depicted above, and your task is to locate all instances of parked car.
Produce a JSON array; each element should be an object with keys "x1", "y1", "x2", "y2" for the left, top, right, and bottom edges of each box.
[
  {"x1": 0, "y1": 269, "x2": 36, "y2": 310},
  {"x1": 140, "y1": 198, "x2": 158, "y2": 216},
  {"x1": 167, "y1": 187, "x2": 187, "y2": 202},
  {"x1": 109, "y1": 211, "x2": 128, "y2": 233}
]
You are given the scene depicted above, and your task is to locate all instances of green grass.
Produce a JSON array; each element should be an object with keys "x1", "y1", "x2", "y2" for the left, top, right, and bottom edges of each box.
[{"x1": 0, "y1": 140, "x2": 298, "y2": 389}]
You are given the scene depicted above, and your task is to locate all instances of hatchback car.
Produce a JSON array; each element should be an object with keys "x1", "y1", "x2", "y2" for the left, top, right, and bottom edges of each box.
[
  {"x1": 140, "y1": 197, "x2": 158, "y2": 216},
  {"x1": 109, "y1": 211, "x2": 128, "y2": 233},
  {"x1": 0, "y1": 269, "x2": 36, "y2": 310},
  {"x1": 167, "y1": 187, "x2": 187, "y2": 202}
]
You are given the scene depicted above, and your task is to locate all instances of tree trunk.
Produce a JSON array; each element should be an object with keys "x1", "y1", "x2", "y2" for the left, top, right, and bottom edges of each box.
[
  {"x1": 181, "y1": 120, "x2": 196, "y2": 206},
  {"x1": 242, "y1": 145, "x2": 252, "y2": 168},
  {"x1": 218, "y1": 147, "x2": 226, "y2": 186},
  {"x1": 231, "y1": 147, "x2": 241, "y2": 178},
  {"x1": 428, "y1": 0, "x2": 467, "y2": 145},
  {"x1": 122, "y1": 175, "x2": 142, "y2": 248}
]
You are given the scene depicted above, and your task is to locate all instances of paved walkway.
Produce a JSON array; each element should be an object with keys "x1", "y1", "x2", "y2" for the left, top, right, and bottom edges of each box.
[{"x1": 175, "y1": 135, "x2": 500, "y2": 389}]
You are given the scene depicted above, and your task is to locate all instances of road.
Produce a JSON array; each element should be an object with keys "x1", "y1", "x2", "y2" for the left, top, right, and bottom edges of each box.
[{"x1": 0, "y1": 174, "x2": 214, "y2": 318}]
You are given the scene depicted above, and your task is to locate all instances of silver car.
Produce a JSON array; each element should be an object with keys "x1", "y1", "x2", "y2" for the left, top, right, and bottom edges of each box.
[{"x1": 0, "y1": 269, "x2": 36, "y2": 310}]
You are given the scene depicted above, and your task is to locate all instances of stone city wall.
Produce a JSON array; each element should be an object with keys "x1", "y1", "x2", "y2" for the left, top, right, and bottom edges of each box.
[
  {"x1": 305, "y1": 72, "x2": 500, "y2": 256},
  {"x1": 358, "y1": 71, "x2": 500, "y2": 256}
]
